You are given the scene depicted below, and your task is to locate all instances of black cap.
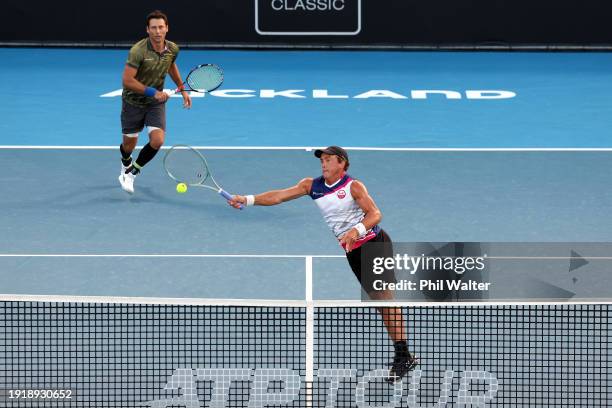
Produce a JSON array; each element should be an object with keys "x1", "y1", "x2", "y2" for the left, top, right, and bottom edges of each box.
[{"x1": 314, "y1": 146, "x2": 349, "y2": 162}]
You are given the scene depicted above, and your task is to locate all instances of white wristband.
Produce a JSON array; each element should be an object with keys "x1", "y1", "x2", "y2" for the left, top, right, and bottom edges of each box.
[
  {"x1": 354, "y1": 222, "x2": 367, "y2": 237},
  {"x1": 245, "y1": 195, "x2": 255, "y2": 206}
]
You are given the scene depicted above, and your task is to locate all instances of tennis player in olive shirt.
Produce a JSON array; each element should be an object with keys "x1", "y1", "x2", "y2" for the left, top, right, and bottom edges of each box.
[{"x1": 118, "y1": 10, "x2": 192, "y2": 194}]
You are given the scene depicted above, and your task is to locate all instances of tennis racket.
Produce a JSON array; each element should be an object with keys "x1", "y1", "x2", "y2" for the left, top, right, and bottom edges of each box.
[
  {"x1": 163, "y1": 145, "x2": 243, "y2": 209},
  {"x1": 166, "y1": 64, "x2": 223, "y2": 96}
]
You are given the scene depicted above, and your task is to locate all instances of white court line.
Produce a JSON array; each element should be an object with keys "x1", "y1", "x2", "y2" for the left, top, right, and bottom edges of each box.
[
  {"x1": 1, "y1": 145, "x2": 612, "y2": 151},
  {"x1": 486, "y1": 256, "x2": 612, "y2": 260},
  {"x1": 0, "y1": 254, "x2": 345, "y2": 258},
  {"x1": 1, "y1": 254, "x2": 611, "y2": 260},
  {"x1": 304, "y1": 256, "x2": 314, "y2": 390}
]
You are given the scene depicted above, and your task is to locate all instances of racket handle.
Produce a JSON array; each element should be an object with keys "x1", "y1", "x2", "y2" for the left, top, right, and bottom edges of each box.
[
  {"x1": 165, "y1": 85, "x2": 186, "y2": 96},
  {"x1": 219, "y1": 189, "x2": 244, "y2": 210}
]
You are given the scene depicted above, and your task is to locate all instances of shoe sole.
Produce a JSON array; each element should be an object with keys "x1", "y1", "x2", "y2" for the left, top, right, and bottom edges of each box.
[{"x1": 385, "y1": 359, "x2": 419, "y2": 384}]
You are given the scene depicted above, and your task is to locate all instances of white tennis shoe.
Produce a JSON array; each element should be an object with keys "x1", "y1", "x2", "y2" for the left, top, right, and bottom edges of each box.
[{"x1": 118, "y1": 171, "x2": 136, "y2": 194}]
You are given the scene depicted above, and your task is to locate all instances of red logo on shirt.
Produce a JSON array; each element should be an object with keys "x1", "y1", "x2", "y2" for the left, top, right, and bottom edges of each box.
[{"x1": 337, "y1": 190, "x2": 346, "y2": 199}]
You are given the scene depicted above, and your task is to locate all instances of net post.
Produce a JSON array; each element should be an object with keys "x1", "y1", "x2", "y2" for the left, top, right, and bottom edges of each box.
[{"x1": 305, "y1": 255, "x2": 314, "y2": 408}]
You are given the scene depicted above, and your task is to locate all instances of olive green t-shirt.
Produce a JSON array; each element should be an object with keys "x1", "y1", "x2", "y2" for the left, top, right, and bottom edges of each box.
[{"x1": 122, "y1": 38, "x2": 179, "y2": 106}]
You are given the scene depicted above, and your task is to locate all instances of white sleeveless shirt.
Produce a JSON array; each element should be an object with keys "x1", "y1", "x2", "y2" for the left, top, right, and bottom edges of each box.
[{"x1": 309, "y1": 174, "x2": 379, "y2": 249}]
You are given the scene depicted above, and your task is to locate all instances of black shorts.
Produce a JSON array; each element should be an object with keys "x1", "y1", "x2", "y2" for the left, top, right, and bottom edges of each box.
[
  {"x1": 121, "y1": 100, "x2": 166, "y2": 135},
  {"x1": 345, "y1": 229, "x2": 397, "y2": 294}
]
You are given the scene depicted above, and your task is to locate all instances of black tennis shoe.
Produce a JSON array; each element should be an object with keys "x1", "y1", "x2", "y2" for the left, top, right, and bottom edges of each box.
[{"x1": 386, "y1": 353, "x2": 418, "y2": 384}]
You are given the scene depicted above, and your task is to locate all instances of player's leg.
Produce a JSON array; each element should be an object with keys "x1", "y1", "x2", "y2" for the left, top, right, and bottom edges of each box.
[
  {"x1": 356, "y1": 230, "x2": 406, "y2": 341},
  {"x1": 119, "y1": 101, "x2": 145, "y2": 194},
  {"x1": 370, "y1": 230, "x2": 418, "y2": 382},
  {"x1": 121, "y1": 134, "x2": 138, "y2": 171},
  {"x1": 126, "y1": 102, "x2": 166, "y2": 176},
  {"x1": 369, "y1": 291, "x2": 405, "y2": 343},
  {"x1": 370, "y1": 292, "x2": 417, "y2": 382},
  {"x1": 347, "y1": 230, "x2": 418, "y2": 382}
]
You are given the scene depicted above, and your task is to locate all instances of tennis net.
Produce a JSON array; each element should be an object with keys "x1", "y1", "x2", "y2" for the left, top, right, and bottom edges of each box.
[{"x1": 0, "y1": 297, "x2": 609, "y2": 407}]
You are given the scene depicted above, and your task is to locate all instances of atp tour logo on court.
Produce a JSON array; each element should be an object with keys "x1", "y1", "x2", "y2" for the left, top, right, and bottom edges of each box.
[
  {"x1": 255, "y1": 0, "x2": 361, "y2": 35},
  {"x1": 143, "y1": 368, "x2": 499, "y2": 407},
  {"x1": 337, "y1": 189, "x2": 346, "y2": 199}
]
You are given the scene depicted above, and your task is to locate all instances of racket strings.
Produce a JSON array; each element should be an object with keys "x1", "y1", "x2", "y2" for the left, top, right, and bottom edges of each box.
[
  {"x1": 164, "y1": 148, "x2": 210, "y2": 185},
  {"x1": 187, "y1": 65, "x2": 223, "y2": 92}
]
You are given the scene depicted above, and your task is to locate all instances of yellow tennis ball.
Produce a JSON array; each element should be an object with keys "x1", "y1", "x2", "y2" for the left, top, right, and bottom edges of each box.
[{"x1": 176, "y1": 183, "x2": 188, "y2": 194}]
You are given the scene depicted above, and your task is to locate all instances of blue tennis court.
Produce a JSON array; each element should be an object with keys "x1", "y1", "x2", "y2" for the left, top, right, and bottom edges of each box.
[{"x1": 1, "y1": 48, "x2": 612, "y2": 300}]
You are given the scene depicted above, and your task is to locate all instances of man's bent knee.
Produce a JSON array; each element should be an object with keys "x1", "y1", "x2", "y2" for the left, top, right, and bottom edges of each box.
[{"x1": 148, "y1": 127, "x2": 165, "y2": 149}]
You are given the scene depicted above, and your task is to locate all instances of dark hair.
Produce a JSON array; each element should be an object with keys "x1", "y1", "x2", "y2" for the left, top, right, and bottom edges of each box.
[
  {"x1": 146, "y1": 10, "x2": 168, "y2": 27},
  {"x1": 337, "y1": 156, "x2": 350, "y2": 171}
]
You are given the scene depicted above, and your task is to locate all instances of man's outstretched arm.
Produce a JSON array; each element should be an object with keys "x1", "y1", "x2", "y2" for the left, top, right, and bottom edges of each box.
[{"x1": 228, "y1": 178, "x2": 313, "y2": 209}]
